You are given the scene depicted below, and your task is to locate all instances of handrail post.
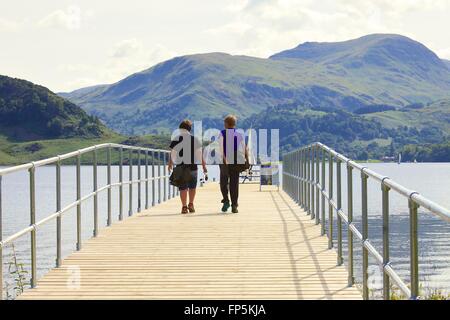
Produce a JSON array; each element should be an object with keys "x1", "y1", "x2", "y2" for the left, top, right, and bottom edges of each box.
[
  {"x1": 347, "y1": 164, "x2": 354, "y2": 286},
  {"x1": 163, "y1": 152, "x2": 167, "y2": 202},
  {"x1": 158, "y1": 151, "x2": 161, "y2": 204},
  {"x1": 93, "y1": 148, "x2": 98, "y2": 235},
  {"x1": 145, "y1": 150, "x2": 149, "y2": 209},
  {"x1": 0, "y1": 176, "x2": 3, "y2": 299},
  {"x1": 382, "y1": 183, "x2": 391, "y2": 299},
  {"x1": 298, "y1": 150, "x2": 302, "y2": 205},
  {"x1": 409, "y1": 199, "x2": 420, "y2": 299},
  {"x1": 311, "y1": 146, "x2": 315, "y2": 220},
  {"x1": 168, "y1": 152, "x2": 172, "y2": 199},
  {"x1": 286, "y1": 153, "x2": 289, "y2": 196},
  {"x1": 315, "y1": 145, "x2": 320, "y2": 225},
  {"x1": 129, "y1": 149, "x2": 133, "y2": 216},
  {"x1": 138, "y1": 149, "x2": 142, "y2": 213},
  {"x1": 321, "y1": 148, "x2": 326, "y2": 236},
  {"x1": 361, "y1": 170, "x2": 369, "y2": 300},
  {"x1": 107, "y1": 146, "x2": 112, "y2": 225},
  {"x1": 296, "y1": 151, "x2": 302, "y2": 202},
  {"x1": 76, "y1": 154, "x2": 82, "y2": 251},
  {"x1": 119, "y1": 147, "x2": 123, "y2": 221},
  {"x1": 304, "y1": 149, "x2": 307, "y2": 210},
  {"x1": 56, "y1": 160, "x2": 62, "y2": 267},
  {"x1": 151, "y1": 151, "x2": 155, "y2": 207},
  {"x1": 337, "y1": 159, "x2": 343, "y2": 265},
  {"x1": 328, "y1": 151, "x2": 333, "y2": 249},
  {"x1": 296, "y1": 151, "x2": 299, "y2": 204},
  {"x1": 300, "y1": 150, "x2": 304, "y2": 207},
  {"x1": 306, "y1": 147, "x2": 310, "y2": 215},
  {"x1": 29, "y1": 166, "x2": 37, "y2": 287}
]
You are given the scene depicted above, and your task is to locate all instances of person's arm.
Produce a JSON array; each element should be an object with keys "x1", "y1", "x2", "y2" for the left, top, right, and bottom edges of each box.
[
  {"x1": 168, "y1": 149, "x2": 175, "y2": 172},
  {"x1": 245, "y1": 144, "x2": 250, "y2": 163},
  {"x1": 218, "y1": 134, "x2": 227, "y2": 165},
  {"x1": 202, "y1": 153, "x2": 207, "y2": 173}
]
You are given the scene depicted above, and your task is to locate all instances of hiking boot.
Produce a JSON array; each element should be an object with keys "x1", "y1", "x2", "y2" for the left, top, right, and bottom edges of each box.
[
  {"x1": 231, "y1": 205, "x2": 239, "y2": 214},
  {"x1": 221, "y1": 201, "x2": 230, "y2": 213},
  {"x1": 181, "y1": 206, "x2": 189, "y2": 214},
  {"x1": 188, "y1": 203, "x2": 195, "y2": 213}
]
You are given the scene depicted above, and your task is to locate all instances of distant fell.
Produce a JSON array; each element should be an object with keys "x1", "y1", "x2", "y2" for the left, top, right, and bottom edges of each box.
[
  {"x1": 61, "y1": 34, "x2": 450, "y2": 135},
  {"x1": 0, "y1": 75, "x2": 110, "y2": 141}
]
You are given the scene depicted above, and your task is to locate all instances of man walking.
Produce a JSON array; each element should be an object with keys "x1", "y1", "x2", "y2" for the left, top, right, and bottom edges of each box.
[{"x1": 218, "y1": 115, "x2": 248, "y2": 213}]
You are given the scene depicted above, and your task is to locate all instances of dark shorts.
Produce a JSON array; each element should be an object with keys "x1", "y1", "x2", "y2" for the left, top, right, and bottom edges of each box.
[{"x1": 179, "y1": 170, "x2": 198, "y2": 191}]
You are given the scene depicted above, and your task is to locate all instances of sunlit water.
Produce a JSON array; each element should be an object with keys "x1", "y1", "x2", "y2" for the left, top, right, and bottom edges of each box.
[{"x1": 0, "y1": 163, "x2": 449, "y2": 299}]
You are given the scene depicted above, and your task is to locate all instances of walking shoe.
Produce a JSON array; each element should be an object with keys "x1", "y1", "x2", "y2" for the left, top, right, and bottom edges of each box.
[
  {"x1": 188, "y1": 203, "x2": 195, "y2": 213},
  {"x1": 231, "y1": 205, "x2": 239, "y2": 214},
  {"x1": 221, "y1": 201, "x2": 230, "y2": 212},
  {"x1": 181, "y1": 206, "x2": 189, "y2": 214}
]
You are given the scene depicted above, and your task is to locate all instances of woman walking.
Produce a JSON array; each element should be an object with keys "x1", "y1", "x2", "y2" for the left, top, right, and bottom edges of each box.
[{"x1": 168, "y1": 120, "x2": 207, "y2": 214}]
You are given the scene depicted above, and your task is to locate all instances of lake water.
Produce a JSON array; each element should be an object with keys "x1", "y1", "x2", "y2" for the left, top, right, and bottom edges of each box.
[{"x1": 1, "y1": 163, "x2": 449, "y2": 299}]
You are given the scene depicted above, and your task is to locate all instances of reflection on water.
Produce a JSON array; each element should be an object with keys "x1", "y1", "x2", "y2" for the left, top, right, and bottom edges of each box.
[{"x1": 0, "y1": 163, "x2": 449, "y2": 299}]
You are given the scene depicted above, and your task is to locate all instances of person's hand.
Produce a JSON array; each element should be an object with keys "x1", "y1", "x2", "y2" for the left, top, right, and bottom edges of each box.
[{"x1": 168, "y1": 163, "x2": 173, "y2": 172}]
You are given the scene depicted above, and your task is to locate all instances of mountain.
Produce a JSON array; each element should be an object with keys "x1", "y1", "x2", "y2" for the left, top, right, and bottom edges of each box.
[
  {"x1": 363, "y1": 99, "x2": 450, "y2": 134},
  {"x1": 242, "y1": 101, "x2": 449, "y2": 160},
  {"x1": 0, "y1": 75, "x2": 171, "y2": 165},
  {"x1": 61, "y1": 53, "x2": 367, "y2": 134},
  {"x1": 444, "y1": 59, "x2": 450, "y2": 70},
  {"x1": 0, "y1": 75, "x2": 110, "y2": 141},
  {"x1": 62, "y1": 34, "x2": 450, "y2": 135}
]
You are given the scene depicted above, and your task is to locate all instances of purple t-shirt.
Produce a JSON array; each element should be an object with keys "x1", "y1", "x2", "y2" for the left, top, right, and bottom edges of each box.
[{"x1": 220, "y1": 129, "x2": 245, "y2": 164}]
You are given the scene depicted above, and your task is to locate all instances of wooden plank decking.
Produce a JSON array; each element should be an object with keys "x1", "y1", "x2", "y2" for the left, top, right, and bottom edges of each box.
[{"x1": 19, "y1": 183, "x2": 361, "y2": 300}]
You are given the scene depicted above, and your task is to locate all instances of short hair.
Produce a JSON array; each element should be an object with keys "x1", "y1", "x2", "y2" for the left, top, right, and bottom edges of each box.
[
  {"x1": 224, "y1": 115, "x2": 237, "y2": 128},
  {"x1": 179, "y1": 119, "x2": 192, "y2": 131}
]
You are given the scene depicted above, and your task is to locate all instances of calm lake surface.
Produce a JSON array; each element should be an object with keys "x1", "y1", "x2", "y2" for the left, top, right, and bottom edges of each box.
[{"x1": 1, "y1": 163, "x2": 449, "y2": 299}]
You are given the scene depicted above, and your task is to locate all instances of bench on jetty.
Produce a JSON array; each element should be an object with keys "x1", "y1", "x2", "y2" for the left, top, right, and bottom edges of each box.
[{"x1": 1, "y1": 142, "x2": 449, "y2": 300}]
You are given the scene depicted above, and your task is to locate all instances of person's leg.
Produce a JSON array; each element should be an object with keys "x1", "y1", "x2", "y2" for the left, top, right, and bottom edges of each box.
[
  {"x1": 219, "y1": 164, "x2": 231, "y2": 212},
  {"x1": 188, "y1": 188, "x2": 196, "y2": 212},
  {"x1": 188, "y1": 188, "x2": 196, "y2": 203},
  {"x1": 179, "y1": 188, "x2": 188, "y2": 213},
  {"x1": 219, "y1": 164, "x2": 229, "y2": 202},
  {"x1": 229, "y1": 166, "x2": 240, "y2": 210},
  {"x1": 187, "y1": 171, "x2": 198, "y2": 213}
]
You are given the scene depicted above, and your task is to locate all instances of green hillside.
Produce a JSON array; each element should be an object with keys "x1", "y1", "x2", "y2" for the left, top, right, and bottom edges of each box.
[
  {"x1": 0, "y1": 134, "x2": 169, "y2": 165},
  {"x1": 363, "y1": 99, "x2": 450, "y2": 134},
  {"x1": 242, "y1": 102, "x2": 449, "y2": 161},
  {"x1": 0, "y1": 76, "x2": 169, "y2": 165},
  {"x1": 445, "y1": 60, "x2": 450, "y2": 70},
  {"x1": 0, "y1": 75, "x2": 112, "y2": 141},
  {"x1": 61, "y1": 34, "x2": 450, "y2": 135}
]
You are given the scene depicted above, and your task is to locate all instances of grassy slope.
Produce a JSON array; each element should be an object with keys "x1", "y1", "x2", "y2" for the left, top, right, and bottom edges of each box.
[
  {"x1": 62, "y1": 36, "x2": 450, "y2": 135},
  {"x1": 363, "y1": 99, "x2": 450, "y2": 134},
  {"x1": 0, "y1": 133, "x2": 170, "y2": 166}
]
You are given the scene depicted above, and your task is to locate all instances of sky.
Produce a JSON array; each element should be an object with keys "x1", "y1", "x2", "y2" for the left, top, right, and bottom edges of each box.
[{"x1": 1, "y1": 0, "x2": 450, "y2": 93}]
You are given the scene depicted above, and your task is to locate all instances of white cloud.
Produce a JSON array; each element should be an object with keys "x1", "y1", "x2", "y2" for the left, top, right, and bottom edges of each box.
[
  {"x1": 110, "y1": 38, "x2": 143, "y2": 58},
  {"x1": 58, "y1": 40, "x2": 178, "y2": 91},
  {"x1": 206, "y1": 0, "x2": 450, "y2": 58},
  {"x1": 0, "y1": 17, "x2": 24, "y2": 31},
  {"x1": 436, "y1": 48, "x2": 450, "y2": 60},
  {"x1": 38, "y1": 6, "x2": 93, "y2": 31}
]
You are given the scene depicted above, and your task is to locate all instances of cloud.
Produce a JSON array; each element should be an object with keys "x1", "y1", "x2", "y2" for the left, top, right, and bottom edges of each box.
[
  {"x1": 38, "y1": 6, "x2": 93, "y2": 31},
  {"x1": 59, "y1": 40, "x2": 178, "y2": 91},
  {"x1": 0, "y1": 17, "x2": 24, "y2": 31},
  {"x1": 436, "y1": 47, "x2": 450, "y2": 60},
  {"x1": 110, "y1": 39, "x2": 143, "y2": 58},
  {"x1": 206, "y1": 0, "x2": 450, "y2": 58}
]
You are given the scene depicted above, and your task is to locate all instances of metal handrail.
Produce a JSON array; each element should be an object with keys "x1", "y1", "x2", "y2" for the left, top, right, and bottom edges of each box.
[
  {"x1": 0, "y1": 143, "x2": 174, "y2": 299},
  {"x1": 282, "y1": 142, "x2": 450, "y2": 300}
]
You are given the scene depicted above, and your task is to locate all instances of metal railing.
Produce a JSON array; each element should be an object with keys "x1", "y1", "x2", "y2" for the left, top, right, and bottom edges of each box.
[
  {"x1": 282, "y1": 142, "x2": 450, "y2": 300},
  {"x1": 0, "y1": 143, "x2": 175, "y2": 299}
]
